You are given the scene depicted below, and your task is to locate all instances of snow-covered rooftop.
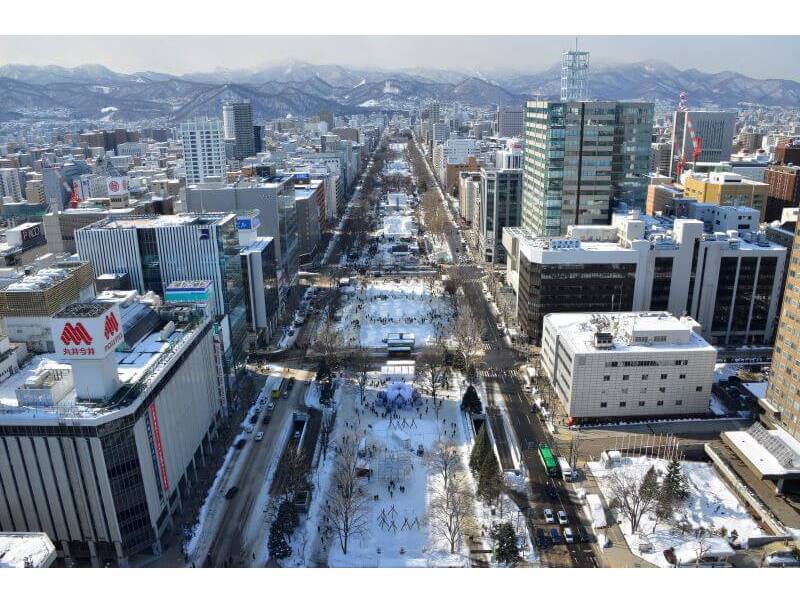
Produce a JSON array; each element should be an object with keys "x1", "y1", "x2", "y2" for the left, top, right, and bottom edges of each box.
[
  {"x1": 0, "y1": 532, "x2": 56, "y2": 568},
  {"x1": 723, "y1": 426, "x2": 800, "y2": 478},
  {"x1": 545, "y1": 311, "x2": 715, "y2": 355}
]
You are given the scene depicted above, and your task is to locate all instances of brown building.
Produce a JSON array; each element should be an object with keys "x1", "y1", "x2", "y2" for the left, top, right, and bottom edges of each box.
[
  {"x1": 766, "y1": 225, "x2": 800, "y2": 442},
  {"x1": 764, "y1": 165, "x2": 800, "y2": 222},
  {"x1": 646, "y1": 183, "x2": 686, "y2": 216},
  {"x1": 776, "y1": 141, "x2": 800, "y2": 166}
]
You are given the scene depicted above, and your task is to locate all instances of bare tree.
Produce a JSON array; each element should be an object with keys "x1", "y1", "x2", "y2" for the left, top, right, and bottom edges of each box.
[
  {"x1": 328, "y1": 436, "x2": 371, "y2": 555},
  {"x1": 605, "y1": 464, "x2": 661, "y2": 534},
  {"x1": 319, "y1": 409, "x2": 336, "y2": 462},
  {"x1": 313, "y1": 318, "x2": 344, "y2": 372},
  {"x1": 452, "y1": 301, "x2": 483, "y2": 370},
  {"x1": 416, "y1": 346, "x2": 449, "y2": 422},
  {"x1": 348, "y1": 346, "x2": 372, "y2": 408},
  {"x1": 427, "y1": 471, "x2": 474, "y2": 555},
  {"x1": 278, "y1": 448, "x2": 309, "y2": 503},
  {"x1": 425, "y1": 439, "x2": 462, "y2": 493}
]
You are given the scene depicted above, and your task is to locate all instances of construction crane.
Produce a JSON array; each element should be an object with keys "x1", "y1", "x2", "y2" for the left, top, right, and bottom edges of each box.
[{"x1": 674, "y1": 91, "x2": 703, "y2": 178}]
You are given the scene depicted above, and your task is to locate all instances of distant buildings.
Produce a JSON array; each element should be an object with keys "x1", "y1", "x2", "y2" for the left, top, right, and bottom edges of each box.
[
  {"x1": 764, "y1": 164, "x2": 800, "y2": 222},
  {"x1": 521, "y1": 100, "x2": 654, "y2": 237},
  {"x1": 222, "y1": 101, "x2": 255, "y2": 160},
  {"x1": 541, "y1": 311, "x2": 716, "y2": 423},
  {"x1": 477, "y1": 165, "x2": 521, "y2": 263},
  {"x1": 495, "y1": 106, "x2": 524, "y2": 138},
  {"x1": 179, "y1": 118, "x2": 226, "y2": 185},
  {"x1": 670, "y1": 111, "x2": 736, "y2": 176}
]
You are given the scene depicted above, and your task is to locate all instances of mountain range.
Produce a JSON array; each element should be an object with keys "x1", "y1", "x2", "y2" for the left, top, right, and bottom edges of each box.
[{"x1": 1, "y1": 59, "x2": 799, "y2": 124}]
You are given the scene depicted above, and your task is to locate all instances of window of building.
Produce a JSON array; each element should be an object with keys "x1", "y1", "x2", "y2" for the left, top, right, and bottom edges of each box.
[
  {"x1": 619, "y1": 402, "x2": 627, "y2": 408},
  {"x1": 641, "y1": 374, "x2": 649, "y2": 381},
  {"x1": 695, "y1": 386, "x2": 703, "y2": 392},
  {"x1": 676, "y1": 400, "x2": 683, "y2": 406},
  {"x1": 657, "y1": 400, "x2": 664, "y2": 406},
  {"x1": 638, "y1": 401, "x2": 645, "y2": 407},
  {"x1": 600, "y1": 402, "x2": 607, "y2": 408},
  {"x1": 679, "y1": 374, "x2": 686, "y2": 379},
  {"x1": 603, "y1": 375, "x2": 610, "y2": 381},
  {"x1": 622, "y1": 375, "x2": 630, "y2": 381},
  {"x1": 659, "y1": 387, "x2": 666, "y2": 393},
  {"x1": 661, "y1": 374, "x2": 667, "y2": 380}
]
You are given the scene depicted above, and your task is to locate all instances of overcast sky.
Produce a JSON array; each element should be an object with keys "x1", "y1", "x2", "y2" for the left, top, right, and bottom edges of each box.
[{"x1": 0, "y1": 36, "x2": 798, "y2": 80}]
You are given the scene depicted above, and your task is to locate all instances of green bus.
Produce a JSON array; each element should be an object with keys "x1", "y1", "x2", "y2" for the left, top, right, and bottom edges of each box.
[{"x1": 538, "y1": 444, "x2": 559, "y2": 477}]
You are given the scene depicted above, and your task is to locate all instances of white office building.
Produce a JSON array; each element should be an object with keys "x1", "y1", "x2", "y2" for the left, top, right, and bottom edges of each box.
[
  {"x1": 179, "y1": 118, "x2": 226, "y2": 185},
  {"x1": 0, "y1": 168, "x2": 23, "y2": 202},
  {"x1": 541, "y1": 311, "x2": 717, "y2": 423},
  {"x1": 671, "y1": 111, "x2": 737, "y2": 176}
]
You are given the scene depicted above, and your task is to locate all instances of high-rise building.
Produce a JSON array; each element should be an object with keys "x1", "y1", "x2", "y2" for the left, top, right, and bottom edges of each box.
[
  {"x1": 763, "y1": 165, "x2": 800, "y2": 222},
  {"x1": 649, "y1": 141, "x2": 672, "y2": 175},
  {"x1": 0, "y1": 299, "x2": 226, "y2": 566},
  {"x1": 495, "y1": 106, "x2": 524, "y2": 138},
  {"x1": 775, "y1": 140, "x2": 800, "y2": 165},
  {"x1": 222, "y1": 103, "x2": 236, "y2": 139},
  {"x1": 478, "y1": 166, "x2": 522, "y2": 263},
  {"x1": 522, "y1": 100, "x2": 654, "y2": 236},
  {"x1": 222, "y1": 101, "x2": 255, "y2": 160},
  {"x1": 0, "y1": 167, "x2": 24, "y2": 201},
  {"x1": 560, "y1": 49, "x2": 590, "y2": 102},
  {"x1": 179, "y1": 118, "x2": 226, "y2": 185},
  {"x1": 767, "y1": 225, "x2": 800, "y2": 441},
  {"x1": 670, "y1": 111, "x2": 736, "y2": 176},
  {"x1": 429, "y1": 101, "x2": 441, "y2": 123},
  {"x1": 503, "y1": 212, "x2": 786, "y2": 344},
  {"x1": 74, "y1": 214, "x2": 248, "y2": 387}
]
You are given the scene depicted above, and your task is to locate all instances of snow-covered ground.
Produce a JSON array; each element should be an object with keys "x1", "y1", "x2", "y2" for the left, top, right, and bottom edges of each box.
[
  {"x1": 338, "y1": 277, "x2": 452, "y2": 348},
  {"x1": 283, "y1": 369, "x2": 533, "y2": 567},
  {"x1": 588, "y1": 455, "x2": 764, "y2": 567}
]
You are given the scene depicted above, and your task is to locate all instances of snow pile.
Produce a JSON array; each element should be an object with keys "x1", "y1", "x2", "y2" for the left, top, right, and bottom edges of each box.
[
  {"x1": 184, "y1": 445, "x2": 236, "y2": 558},
  {"x1": 588, "y1": 455, "x2": 764, "y2": 567},
  {"x1": 0, "y1": 533, "x2": 54, "y2": 568}
]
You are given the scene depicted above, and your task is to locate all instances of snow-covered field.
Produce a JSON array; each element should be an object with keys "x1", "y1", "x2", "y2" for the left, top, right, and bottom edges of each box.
[
  {"x1": 339, "y1": 277, "x2": 452, "y2": 348},
  {"x1": 588, "y1": 455, "x2": 764, "y2": 567},
  {"x1": 282, "y1": 373, "x2": 533, "y2": 568}
]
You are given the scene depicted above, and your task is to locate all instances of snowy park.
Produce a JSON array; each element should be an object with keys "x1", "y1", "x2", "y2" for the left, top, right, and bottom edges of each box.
[
  {"x1": 339, "y1": 277, "x2": 453, "y2": 348},
  {"x1": 588, "y1": 455, "x2": 765, "y2": 567},
  {"x1": 276, "y1": 369, "x2": 532, "y2": 568}
]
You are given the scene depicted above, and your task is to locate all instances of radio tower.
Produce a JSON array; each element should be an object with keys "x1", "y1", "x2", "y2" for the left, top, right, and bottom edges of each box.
[{"x1": 560, "y1": 38, "x2": 590, "y2": 102}]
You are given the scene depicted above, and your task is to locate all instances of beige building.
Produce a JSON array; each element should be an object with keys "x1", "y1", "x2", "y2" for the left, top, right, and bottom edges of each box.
[{"x1": 683, "y1": 172, "x2": 769, "y2": 220}]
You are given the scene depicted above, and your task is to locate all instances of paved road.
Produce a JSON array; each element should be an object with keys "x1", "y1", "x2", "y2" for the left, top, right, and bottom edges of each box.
[
  {"x1": 204, "y1": 380, "x2": 308, "y2": 567},
  {"x1": 411, "y1": 133, "x2": 598, "y2": 568}
]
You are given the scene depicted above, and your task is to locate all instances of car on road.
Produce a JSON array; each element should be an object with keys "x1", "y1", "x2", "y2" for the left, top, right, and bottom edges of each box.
[
  {"x1": 557, "y1": 510, "x2": 569, "y2": 525},
  {"x1": 545, "y1": 485, "x2": 558, "y2": 500},
  {"x1": 535, "y1": 528, "x2": 549, "y2": 549},
  {"x1": 563, "y1": 527, "x2": 574, "y2": 544},
  {"x1": 254, "y1": 431, "x2": 264, "y2": 442},
  {"x1": 224, "y1": 486, "x2": 239, "y2": 500},
  {"x1": 249, "y1": 414, "x2": 259, "y2": 424},
  {"x1": 287, "y1": 377, "x2": 296, "y2": 391},
  {"x1": 550, "y1": 527, "x2": 561, "y2": 545},
  {"x1": 544, "y1": 508, "x2": 554, "y2": 523},
  {"x1": 578, "y1": 526, "x2": 592, "y2": 543},
  {"x1": 262, "y1": 415, "x2": 271, "y2": 425}
]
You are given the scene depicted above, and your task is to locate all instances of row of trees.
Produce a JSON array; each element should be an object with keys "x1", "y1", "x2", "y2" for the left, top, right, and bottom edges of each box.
[{"x1": 469, "y1": 426, "x2": 504, "y2": 508}]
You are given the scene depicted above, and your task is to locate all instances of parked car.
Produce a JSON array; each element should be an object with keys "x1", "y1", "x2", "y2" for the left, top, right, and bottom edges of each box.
[
  {"x1": 578, "y1": 526, "x2": 592, "y2": 543},
  {"x1": 563, "y1": 527, "x2": 574, "y2": 544},
  {"x1": 254, "y1": 431, "x2": 264, "y2": 442},
  {"x1": 544, "y1": 508, "x2": 555, "y2": 523},
  {"x1": 535, "y1": 528, "x2": 549, "y2": 549},
  {"x1": 550, "y1": 527, "x2": 561, "y2": 545},
  {"x1": 557, "y1": 510, "x2": 569, "y2": 525},
  {"x1": 224, "y1": 486, "x2": 239, "y2": 500}
]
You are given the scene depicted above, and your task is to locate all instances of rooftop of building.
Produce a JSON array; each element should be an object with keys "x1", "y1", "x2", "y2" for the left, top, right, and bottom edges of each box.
[
  {"x1": 0, "y1": 259, "x2": 91, "y2": 293},
  {"x1": 722, "y1": 423, "x2": 800, "y2": 479},
  {"x1": 0, "y1": 304, "x2": 209, "y2": 424},
  {"x1": 544, "y1": 311, "x2": 715, "y2": 355},
  {"x1": 0, "y1": 532, "x2": 56, "y2": 568},
  {"x1": 80, "y1": 212, "x2": 234, "y2": 230}
]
